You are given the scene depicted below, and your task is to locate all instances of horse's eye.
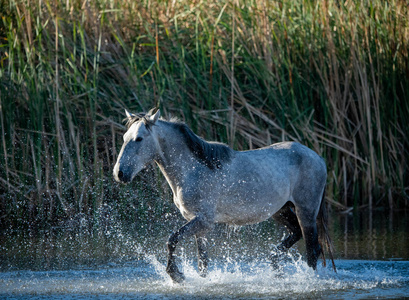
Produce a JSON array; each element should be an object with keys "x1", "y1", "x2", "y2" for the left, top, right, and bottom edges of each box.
[{"x1": 135, "y1": 137, "x2": 143, "y2": 142}]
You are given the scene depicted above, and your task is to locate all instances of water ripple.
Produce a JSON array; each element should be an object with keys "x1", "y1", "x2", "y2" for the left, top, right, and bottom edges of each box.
[{"x1": 1, "y1": 258, "x2": 408, "y2": 299}]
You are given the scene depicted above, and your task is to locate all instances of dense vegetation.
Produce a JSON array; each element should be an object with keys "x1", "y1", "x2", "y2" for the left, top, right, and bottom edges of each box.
[{"x1": 1, "y1": 0, "x2": 408, "y2": 228}]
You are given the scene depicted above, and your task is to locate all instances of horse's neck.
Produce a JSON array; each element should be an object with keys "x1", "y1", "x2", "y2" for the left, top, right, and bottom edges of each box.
[{"x1": 154, "y1": 124, "x2": 198, "y2": 192}]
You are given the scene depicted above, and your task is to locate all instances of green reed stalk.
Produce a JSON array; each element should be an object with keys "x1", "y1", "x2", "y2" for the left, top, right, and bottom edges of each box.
[{"x1": 0, "y1": 0, "x2": 408, "y2": 228}]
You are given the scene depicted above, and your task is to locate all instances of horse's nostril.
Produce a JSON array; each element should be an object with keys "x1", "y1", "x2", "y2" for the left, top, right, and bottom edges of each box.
[{"x1": 118, "y1": 170, "x2": 124, "y2": 180}]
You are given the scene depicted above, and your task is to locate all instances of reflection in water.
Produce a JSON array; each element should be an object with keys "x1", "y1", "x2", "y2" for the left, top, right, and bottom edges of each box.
[
  {"x1": 331, "y1": 210, "x2": 409, "y2": 260},
  {"x1": 1, "y1": 210, "x2": 408, "y2": 272}
]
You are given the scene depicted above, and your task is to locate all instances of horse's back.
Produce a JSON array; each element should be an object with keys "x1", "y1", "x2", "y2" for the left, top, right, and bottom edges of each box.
[
  {"x1": 214, "y1": 141, "x2": 326, "y2": 225},
  {"x1": 238, "y1": 141, "x2": 325, "y2": 177}
]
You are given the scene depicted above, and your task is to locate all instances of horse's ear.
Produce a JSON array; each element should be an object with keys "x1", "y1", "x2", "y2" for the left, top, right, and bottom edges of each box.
[
  {"x1": 149, "y1": 109, "x2": 161, "y2": 123},
  {"x1": 125, "y1": 109, "x2": 134, "y2": 120}
]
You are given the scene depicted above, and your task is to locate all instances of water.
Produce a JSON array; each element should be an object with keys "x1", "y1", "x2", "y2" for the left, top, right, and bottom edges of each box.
[
  {"x1": 2, "y1": 259, "x2": 409, "y2": 299},
  {"x1": 1, "y1": 210, "x2": 409, "y2": 299}
]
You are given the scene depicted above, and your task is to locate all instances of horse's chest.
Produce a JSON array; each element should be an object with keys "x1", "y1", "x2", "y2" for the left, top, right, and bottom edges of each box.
[{"x1": 173, "y1": 188, "x2": 200, "y2": 221}]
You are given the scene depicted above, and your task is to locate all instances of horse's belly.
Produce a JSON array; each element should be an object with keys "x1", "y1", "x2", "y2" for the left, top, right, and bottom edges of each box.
[
  {"x1": 215, "y1": 196, "x2": 286, "y2": 225},
  {"x1": 215, "y1": 176, "x2": 291, "y2": 225},
  {"x1": 215, "y1": 210, "x2": 274, "y2": 226}
]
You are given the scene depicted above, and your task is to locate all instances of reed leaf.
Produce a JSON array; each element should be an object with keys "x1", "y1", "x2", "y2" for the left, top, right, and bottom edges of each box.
[{"x1": 0, "y1": 0, "x2": 408, "y2": 228}]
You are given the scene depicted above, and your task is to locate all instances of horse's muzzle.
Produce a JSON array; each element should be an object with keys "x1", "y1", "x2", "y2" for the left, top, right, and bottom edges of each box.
[
  {"x1": 113, "y1": 164, "x2": 131, "y2": 183},
  {"x1": 117, "y1": 170, "x2": 125, "y2": 181},
  {"x1": 114, "y1": 170, "x2": 131, "y2": 183}
]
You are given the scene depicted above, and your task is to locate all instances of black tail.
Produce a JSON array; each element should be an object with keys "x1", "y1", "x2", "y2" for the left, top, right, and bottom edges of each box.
[{"x1": 317, "y1": 185, "x2": 337, "y2": 272}]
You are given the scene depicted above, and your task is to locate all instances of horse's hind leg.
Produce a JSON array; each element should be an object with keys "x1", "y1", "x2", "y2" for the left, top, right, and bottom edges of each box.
[
  {"x1": 294, "y1": 207, "x2": 322, "y2": 270},
  {"x1": 272, "y1": 202, "x2": 303, "y2": 251},
  {"x1": 271, "y1": 203, "x2": 302, "y2": 266}
]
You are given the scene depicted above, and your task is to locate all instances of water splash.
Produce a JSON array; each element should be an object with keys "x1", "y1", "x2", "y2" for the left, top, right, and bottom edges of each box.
[
  {"x1": 1, "y1": 211, "x2": 409, "y2": 299},
  {"x1": 2, "y1": 251, "x2": 407, "y2": 299}
]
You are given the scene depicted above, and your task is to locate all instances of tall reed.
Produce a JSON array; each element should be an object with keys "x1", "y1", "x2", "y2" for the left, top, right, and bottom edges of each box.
[{"x1": 0, "y1": 0, "x2": 408, "y2": 228}]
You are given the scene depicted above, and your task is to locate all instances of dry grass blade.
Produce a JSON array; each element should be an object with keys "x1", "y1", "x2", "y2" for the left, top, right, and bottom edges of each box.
[{"x1": 0, "y1": 0, "x2": 408, "y2": 227}]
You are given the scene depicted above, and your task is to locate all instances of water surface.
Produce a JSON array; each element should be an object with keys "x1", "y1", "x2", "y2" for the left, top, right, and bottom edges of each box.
[{"x1": 1, "y1": 210, "x2": 408, "y2": 299}]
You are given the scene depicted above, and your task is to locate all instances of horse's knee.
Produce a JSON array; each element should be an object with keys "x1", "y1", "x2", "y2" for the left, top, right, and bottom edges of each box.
[{"x1": 282, "y1": 227, "x2": 302, "y2": 249}]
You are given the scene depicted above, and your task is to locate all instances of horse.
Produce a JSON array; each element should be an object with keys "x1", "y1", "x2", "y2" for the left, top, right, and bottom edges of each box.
[{"x1": 113, "y1": 108, "x2": 336, "y2": 283}]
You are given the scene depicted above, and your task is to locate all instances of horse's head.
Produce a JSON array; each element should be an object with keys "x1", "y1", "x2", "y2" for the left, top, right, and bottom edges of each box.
[{"x1": 113, "y1": 109, "x2": 161, "y2": 183}]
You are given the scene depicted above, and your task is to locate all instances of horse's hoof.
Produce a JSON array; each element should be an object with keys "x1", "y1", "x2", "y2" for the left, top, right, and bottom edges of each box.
[
  {"x1": 169, "y1": 270, "x2": 185, "y2": 283},
  {"x1": 167, "y1": 263, "x2": 185, "y2": 283},
  {"x1": 199, "y1": 269, "x2": 207, "y2": 278},
  {"x1": 198, "y1": 262, "x2": 208, "y2": 278}
]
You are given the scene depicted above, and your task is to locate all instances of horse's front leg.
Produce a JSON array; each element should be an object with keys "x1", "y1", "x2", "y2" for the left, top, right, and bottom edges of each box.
[
  {"x1": 195, "y1": 236, "x2": 208, "y2": 277},
  {"x1": 166, "y1": 216, "x2": 212, "y2": 283}
]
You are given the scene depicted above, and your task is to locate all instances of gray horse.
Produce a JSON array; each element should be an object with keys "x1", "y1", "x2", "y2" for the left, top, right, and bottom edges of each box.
[{"x1": 113, "y1": 108, "x2": 336, "y2": 283}]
